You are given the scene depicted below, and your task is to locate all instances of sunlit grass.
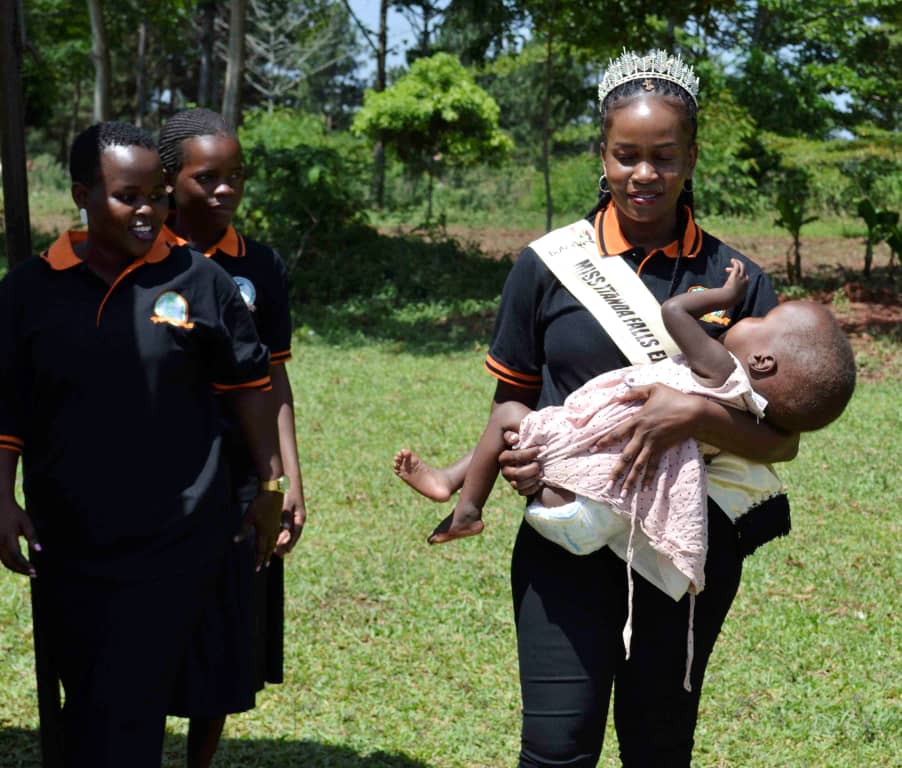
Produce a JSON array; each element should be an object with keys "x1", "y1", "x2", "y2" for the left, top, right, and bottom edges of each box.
[{"x1": 0, "y1": 336, "x2": 898, "y2": 767}]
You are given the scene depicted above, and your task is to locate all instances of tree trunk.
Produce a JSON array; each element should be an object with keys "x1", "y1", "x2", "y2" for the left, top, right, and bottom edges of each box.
[
  {"x1": 135, "y1": 19, "x2": 147, "y2": 127},
  {"x1": 197, "y1": 0, "x2": 216, "y2": 107},
  {"x1": 794, "y1": 234, "x2": 802, "y2": 282},
  {"x1": 864, "y1": 239, "x2": 873, "y2": 279},
  {"x1": 62, "y1": 78, "x2": 83, "y2": 165},
  {"x1": 541, "y1": 1, "x2": 555, "y2": 233},
  {"x1": 373, "y1": 0, "x2": 388, "y2": 209},
  {"x1": 0, "y1": 0, "x2": 32, "y2": 267},
  {"x1": 86, "y1": 0, "x2": 111, "y2": 122},
  {"x1": 426, "y1": 170, "x2": 434, "y2": 223},
  {"x1": 222, "y1": 0, "x2": 247, "y2": 129}
]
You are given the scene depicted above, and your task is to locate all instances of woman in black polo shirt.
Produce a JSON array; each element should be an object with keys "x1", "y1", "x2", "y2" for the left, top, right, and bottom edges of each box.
[
  {"x1": 493, "y1": 51, "x2": 803, "y2": 768},
  {"x1": 0, "y1": 122, "x2": 284, "y2": 767},
  {"x1": 157, "y1": 108, "x2": 307, "y2": 768},
  {"x1": 400, "y1": 52, "x2": 801, "y2": 766}
]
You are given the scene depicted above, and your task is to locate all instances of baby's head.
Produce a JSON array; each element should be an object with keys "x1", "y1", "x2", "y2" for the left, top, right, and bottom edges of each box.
[{"x1": 721, "y1": 301, "x2": 856, "y2": 433}]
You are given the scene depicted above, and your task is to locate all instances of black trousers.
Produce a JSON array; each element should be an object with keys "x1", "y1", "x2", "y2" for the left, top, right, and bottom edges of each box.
[{"x1": 512, "y1": 502, "x2": 743, "y2": 768}]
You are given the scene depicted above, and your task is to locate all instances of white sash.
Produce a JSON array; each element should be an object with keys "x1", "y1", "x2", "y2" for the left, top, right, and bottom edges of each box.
[
  {"x1": 529, "y1": 219, "x2": 680, "y2": 365},
  {"x1": 532, "y1": 218, "x2": 783, "y2": 519}
]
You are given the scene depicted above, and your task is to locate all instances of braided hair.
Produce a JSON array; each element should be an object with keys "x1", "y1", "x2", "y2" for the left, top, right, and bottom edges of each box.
[
  {"x1": 158, "y1": 108, "x2": 235, "y2": 175},
  {"x1": 69, "y1": 121, "x2": 157, "y2": 186},
  {"x1": 598, "y1": 77, "x2": 698, "y2": 216}
]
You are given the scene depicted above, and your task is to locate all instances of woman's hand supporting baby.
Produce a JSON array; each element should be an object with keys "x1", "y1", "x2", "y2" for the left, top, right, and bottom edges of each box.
[
  {"x1": 498, "y1": 432, "x2": 543, "y2": 496},
  {"x1": 595, "y1": 384, "x2": 704, "y2": 496}
]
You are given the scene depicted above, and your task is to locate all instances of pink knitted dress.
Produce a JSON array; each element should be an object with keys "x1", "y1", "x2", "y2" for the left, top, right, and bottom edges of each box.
[{"x1": 517, "y1": 353, "x2": 767, "y2": 595}]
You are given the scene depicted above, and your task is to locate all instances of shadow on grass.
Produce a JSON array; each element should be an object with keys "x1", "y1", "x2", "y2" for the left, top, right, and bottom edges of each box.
[
  {"x1": 0, "y1": 728, "x2": 435, "y2": 768},
  {"x1": 290, "y1": 226, "x2": 514, "y2": 355}
]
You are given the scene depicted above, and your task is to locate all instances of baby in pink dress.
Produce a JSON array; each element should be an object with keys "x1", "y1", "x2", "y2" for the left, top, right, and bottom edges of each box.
[
  {"x1": 397, "y1": 258, "x2": 855, "y2": 690},
  {"x1": 413, "y1": 259, "x2": 855, "y2": 595},
  {"x1": 517, "y1": 349, "x2": 765, "y2": 595}
]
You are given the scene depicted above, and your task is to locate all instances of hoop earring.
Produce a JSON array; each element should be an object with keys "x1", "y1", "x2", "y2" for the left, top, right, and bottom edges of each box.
[{"x1": 598, "y1": 174, "x2": 610, "y2": 194}]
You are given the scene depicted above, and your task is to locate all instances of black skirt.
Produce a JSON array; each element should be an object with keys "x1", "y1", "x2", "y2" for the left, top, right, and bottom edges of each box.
[
  {"x1": 31, "y1": 560, "x2": 221, "y2": 765},
  {"x1": 168, "y1": 502, "x2": 285, "y2": 718}
]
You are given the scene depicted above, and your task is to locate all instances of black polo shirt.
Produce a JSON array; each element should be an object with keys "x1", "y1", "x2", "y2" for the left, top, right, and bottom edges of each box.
[
  {"x1": 486, "y1": 205, "x2": 779, "y2": 409},
  {"x1": 162, "y1": 223, "x2": 292, "y2": 496},
  {"x1": 0, "y1": 230, "x2": 271, "y2": 579}
]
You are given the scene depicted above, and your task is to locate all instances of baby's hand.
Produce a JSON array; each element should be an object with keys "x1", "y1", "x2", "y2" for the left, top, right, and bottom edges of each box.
[{"x1": 722, "y1": 258, "x2": 749, "y2": 306}]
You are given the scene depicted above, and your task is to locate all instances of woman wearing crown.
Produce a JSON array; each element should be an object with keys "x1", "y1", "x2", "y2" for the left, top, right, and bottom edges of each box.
[{"x1": 395, "y1": 50, "x2": 799, "y2": 766}]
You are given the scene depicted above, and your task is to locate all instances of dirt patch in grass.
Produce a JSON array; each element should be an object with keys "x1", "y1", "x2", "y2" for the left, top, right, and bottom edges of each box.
[
  {"x1": 440, "y1": 224, "x2": 901, "y2": 352},
  {"x1": 428, "y1": 225, "x2": 902, "y2": 382}
]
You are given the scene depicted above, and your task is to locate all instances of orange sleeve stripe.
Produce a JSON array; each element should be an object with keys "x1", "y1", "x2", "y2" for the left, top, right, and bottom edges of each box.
[
  {"x1": 485, "y1": 354, "x2": 542, "y2": 382},
  {"x1": 212, "y1": 375, "x2": 272, "y2": 392},
  {"x1": 483, "y1": 360, "x2": 542, "y2": 390},
  {"x1": 0, "y1": 436, "x2": 23, "y2": 454},
  {"x1": 269, "y1": 350, "x2": 292, "y2": 364},
  {"x1": 484, "y1": 354, "x2": 542, "y2": 390}
]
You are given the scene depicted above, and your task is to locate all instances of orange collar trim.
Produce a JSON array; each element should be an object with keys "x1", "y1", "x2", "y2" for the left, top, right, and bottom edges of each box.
[
  {"x1": 161, "y1": 223, "x2": 243, "y2": 258},
  {"x1": 594, "y1": 203, "x2": 701, "y2": 260},
  {"x1": 42, "y1": 230, "x2": 170, "y2": 271}
]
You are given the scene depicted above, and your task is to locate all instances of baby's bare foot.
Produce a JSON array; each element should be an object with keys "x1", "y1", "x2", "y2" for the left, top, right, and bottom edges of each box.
[
  {"x1": 393, "y1": 448, "x2": 454, "y2": 502},
  {"x1": 427, "y1": 509, "x2": 485, "y2": 545}
]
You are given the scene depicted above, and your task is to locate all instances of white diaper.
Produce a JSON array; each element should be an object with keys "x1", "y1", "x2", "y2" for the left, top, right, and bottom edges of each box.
[
  {"x1": 524, "y1": 496, "x2": 690, "y2": 601},
  {"x1": 524, "y1": 495, "x2": 628, "y2": 556}
]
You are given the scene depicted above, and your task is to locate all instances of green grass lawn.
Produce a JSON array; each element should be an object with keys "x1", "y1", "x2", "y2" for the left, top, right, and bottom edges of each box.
[{"x1": 0, "y1": 336, "x2": 898, "y2": 767}]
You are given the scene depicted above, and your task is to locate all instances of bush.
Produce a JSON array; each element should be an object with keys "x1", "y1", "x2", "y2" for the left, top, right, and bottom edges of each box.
[
  {"x1": 236, "y1": 109, "x2": 371, "y2": 264},
  {"x1": 758, "y1": 130, "x2": 902, "y2": 217},
  {"x1": 527, "y1": 154, "x2": 600, "y2": 218},
  {"x1": 694, "y1": 88, "x2": 761, "y2": 217}
]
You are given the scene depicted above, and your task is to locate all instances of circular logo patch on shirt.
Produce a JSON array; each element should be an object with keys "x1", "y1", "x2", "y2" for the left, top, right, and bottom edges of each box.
[
  {"x1": 233, "y1": 276, "x2": 257, "y2": 310},
  {"x1": 687, "y1": 285, "x2": 730, "y2": 326},
  {"x1": 153, "y1": 291, "x2": 191, "y2": 325}
]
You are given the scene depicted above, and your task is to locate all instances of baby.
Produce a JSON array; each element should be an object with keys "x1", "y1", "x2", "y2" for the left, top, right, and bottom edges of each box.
[{"x1": 395, "y1": 259, "x2": 856, "y2": 597}]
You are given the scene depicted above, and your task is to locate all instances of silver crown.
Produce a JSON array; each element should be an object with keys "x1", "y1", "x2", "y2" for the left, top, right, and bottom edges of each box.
[{"x1": 598, "y1": 49, "x2": 700, "y2": 108}]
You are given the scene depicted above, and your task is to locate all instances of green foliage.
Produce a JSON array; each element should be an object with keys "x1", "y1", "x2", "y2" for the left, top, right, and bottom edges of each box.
[
  {"x1": 857, "y1": 198, "x2": 900, "y2": 278},
  {"x1": 773, "y1": 168, "x2": 819, "y2": 284},
  {"x1": 476, "y1": 41, "x2": 596, "y2": 163},
  {"x1": 526, "y1": 153, "x2": 599, "y2": 217},
  {"x1": 722, "y1": 0, "x2": 902, "y2": 137},
  {"x1": 435, "y1": 0, "x2": 522, "y2": 66},
  {"x1": 694, "y1": 86, "x2": 760, "y2": 217},
  {"x1": 757, "y1": 131, "x2": 902, "y2": 219},
  {"x1": 235, "y1": 108, "x2": 371, "y2": 270},
  {"x1": 353, "y1": 52, "x2": 513, "y2": 174}
]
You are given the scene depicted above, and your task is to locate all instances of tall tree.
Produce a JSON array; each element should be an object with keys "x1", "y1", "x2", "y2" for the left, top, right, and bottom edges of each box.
[
  {"x1": 540, "y1": 0, "x2": 555, "y2": 231},
  {"x1": 435, "y1": 0, "x2": 519, "y2": 66},
  {"x1": 0, "y1": 0, "x2": 32, "y2": 267},
  {"x1": 354, "y1": 52, "x2": 512, "y2": 221},
  {"x1": 221, "y1": 0, "x2": 247, "y2": 128},
  {"x1": 716, "y1": 0, "x2": 902, "y2": 137},
  {"x1": 395, "y1": 0, "x2": 445, "y2": 64},
  {"x1": 374, "y1": 0, "x2": 389, "y2": 208},
  {"x1": 196, "y1": 0, "x2": 218, "y2": 107},
  {"x1": 242, "y1": 0, "x2": 360, "y2": 120},
  {"x1": 86, "y1": 0, "x2": 111, "y2": 121},
  {"x1": 135, "y1": 17, "x2": 147, "y2": 126}
]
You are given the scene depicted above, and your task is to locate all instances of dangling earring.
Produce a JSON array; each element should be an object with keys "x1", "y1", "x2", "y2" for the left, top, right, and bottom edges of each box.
[
  {"x1": 79, "y1": 208, "x2": 88, "y2": 226},
  {"x1": 598, "y1": 174, "x2": 610, "y2": 195}
]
